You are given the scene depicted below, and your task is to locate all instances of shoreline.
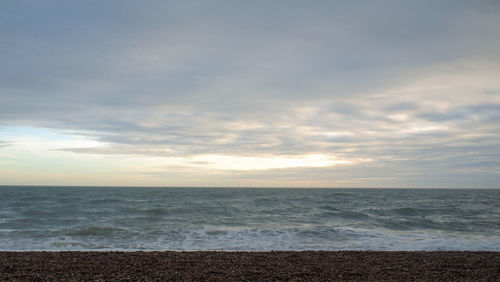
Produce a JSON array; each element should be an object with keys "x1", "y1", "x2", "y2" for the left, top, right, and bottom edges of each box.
[{"x1": 1, "y1": 251, "x2": 498, "y2": 280}]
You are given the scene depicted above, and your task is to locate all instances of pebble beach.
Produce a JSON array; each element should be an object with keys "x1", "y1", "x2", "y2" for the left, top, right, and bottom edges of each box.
[{"x1": 1, "y1": 251, "x2": 499, "y2": 281}]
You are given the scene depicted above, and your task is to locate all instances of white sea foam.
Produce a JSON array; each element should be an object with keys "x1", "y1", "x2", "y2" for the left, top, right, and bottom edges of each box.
[{"x1": 1, "y1": 226, "x2": 498, "y2": 252}]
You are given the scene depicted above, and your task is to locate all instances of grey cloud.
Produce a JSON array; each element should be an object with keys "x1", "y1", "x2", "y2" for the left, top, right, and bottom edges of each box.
[
  {"x1": 0, "y1": 141, "x2": 10, "y2": 149},
  {"x1": 1, "y1": 1, "x2": 500, "y2": 187},
  {"x1": 418, "y1": 104, "x2": 500, "y2": 122},
  {"x1": 383, "y1": 102, "x2": 419, "y2": 112},
  {"x1": 3, "y1": 1, "x2": 499, "y2": 107},
  {"x1": 418, "y1": 112, "x2": 470, "y2": 123}
]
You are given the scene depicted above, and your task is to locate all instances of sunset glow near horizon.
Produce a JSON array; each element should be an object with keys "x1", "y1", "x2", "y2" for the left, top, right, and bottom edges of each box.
[{"x1": 1, "y1": 1, "x2": 499, "y2": 188}]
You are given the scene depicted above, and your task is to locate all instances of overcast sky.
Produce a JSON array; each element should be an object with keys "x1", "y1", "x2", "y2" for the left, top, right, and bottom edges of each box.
[{"x1": 1, "y1": 0, "x2": 499, "y2": 187}]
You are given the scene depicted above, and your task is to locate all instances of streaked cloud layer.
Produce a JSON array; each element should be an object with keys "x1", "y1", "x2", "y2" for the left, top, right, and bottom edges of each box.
[{"x1": 1, "y1": 0, "x2": 499, "y2": 187}]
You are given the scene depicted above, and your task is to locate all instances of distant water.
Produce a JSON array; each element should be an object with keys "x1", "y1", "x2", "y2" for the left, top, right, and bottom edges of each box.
[{"x1": 0, "y1": 187, "x2": 499, "y2": 251}]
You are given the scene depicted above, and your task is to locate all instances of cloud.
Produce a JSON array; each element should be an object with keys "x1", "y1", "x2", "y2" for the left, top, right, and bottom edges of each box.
[{"x1": 0, "y1": 1, "x2": 499, "y2": 187}]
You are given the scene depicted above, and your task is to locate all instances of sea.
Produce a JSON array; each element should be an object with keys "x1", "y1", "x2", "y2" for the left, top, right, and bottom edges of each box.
[{"x1": 0, "y1": 187, "x2": 499, "y2": 251}]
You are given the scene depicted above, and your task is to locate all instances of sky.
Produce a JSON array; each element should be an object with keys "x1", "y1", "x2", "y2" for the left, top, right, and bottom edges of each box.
[{"x1": 1, "y1": 0, "x2": 499, "y2": 188}]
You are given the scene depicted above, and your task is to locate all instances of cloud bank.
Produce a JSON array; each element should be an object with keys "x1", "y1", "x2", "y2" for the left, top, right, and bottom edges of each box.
[{"x1": 1, "y1": 1, "x2": 499, "y2": 187}]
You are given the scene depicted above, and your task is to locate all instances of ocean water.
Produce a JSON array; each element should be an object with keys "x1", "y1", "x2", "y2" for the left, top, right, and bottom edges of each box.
[{"x1": 0, "y1": 187, "x2": 499, "y2": 251}]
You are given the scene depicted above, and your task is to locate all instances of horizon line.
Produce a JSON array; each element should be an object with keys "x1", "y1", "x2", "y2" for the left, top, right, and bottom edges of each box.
[{"x1": 1, "y1": 185, "x2": 498, "y2": 190}]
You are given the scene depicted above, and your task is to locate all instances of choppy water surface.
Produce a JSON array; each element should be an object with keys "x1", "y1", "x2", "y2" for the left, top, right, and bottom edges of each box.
[{"x1": 0, "y1": 187, "x2": 499, "y2": 251}]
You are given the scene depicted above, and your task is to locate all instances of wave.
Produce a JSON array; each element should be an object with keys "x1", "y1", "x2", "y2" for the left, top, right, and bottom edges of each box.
[
  {"x1": 68, "y1": 225, "x2": 135, "y2": 237},
  {"x1": 1, "y1": 225, "x2": 499, "y2": 252}
]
